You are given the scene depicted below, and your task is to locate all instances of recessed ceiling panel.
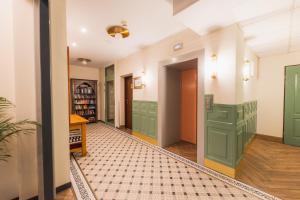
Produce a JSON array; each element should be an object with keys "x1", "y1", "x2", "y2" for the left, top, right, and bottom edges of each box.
[
  {"x1": 232, "y1": 0, "x2": 293, "y2": 22},
  {"x1": 174, "y1": 0, "x2": 236, "y2": 34},
  {"x1": 290, "y1": 8, "x2": 300, "y2": 52},
  {"x1": 291, "y1": 9, "x2": 300, "y2": 38},
  {"x1": 241, "y1": 12, "x2": 290, "y2": 56},
  {"x1": 175, "y1": 0, "x2": 296, "y2": 57},
  {"x1": 252, "y1": 40, "x2": 289, "y2": 57}
]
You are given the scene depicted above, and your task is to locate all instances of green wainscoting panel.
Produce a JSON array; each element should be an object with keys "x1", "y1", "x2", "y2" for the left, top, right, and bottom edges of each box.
[
  {"x1": 205, "y1": 104, "x2": 237, "y2": 168},
  {"x1": 205, "y1": 95, "x2": 257, "y2": 169},
  {"x1": 132, "y1": 101, "x2": 157, "y2": 139}
]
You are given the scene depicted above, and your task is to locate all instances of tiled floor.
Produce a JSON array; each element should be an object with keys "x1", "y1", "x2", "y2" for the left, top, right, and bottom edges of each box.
[
  {"x1": 164, "y1": 141, "x2": 197, "y2": 162},
  {"x1": 118, "y1": 126, "x2": 132, "y2": 134},
  {"x1": 55, "y1": 188, "x2": 76, "y2": 200},
  {"x1": 71, "y1": 123, "x2": 277, "y2": 200}
]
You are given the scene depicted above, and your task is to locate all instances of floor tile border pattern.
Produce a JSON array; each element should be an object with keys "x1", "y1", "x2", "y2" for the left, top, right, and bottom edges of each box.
[
  {"x1": 70, "y1": 155, "x2": 97, "y2": 200},
  {"x1": 100, "y1": 123, "x2": 280, "y2": 200}
]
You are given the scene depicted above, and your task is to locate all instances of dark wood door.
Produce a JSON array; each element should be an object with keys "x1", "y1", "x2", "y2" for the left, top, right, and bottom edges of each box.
[{"x1": 125, "y1": 76, "x2": 133, "y2": 129}]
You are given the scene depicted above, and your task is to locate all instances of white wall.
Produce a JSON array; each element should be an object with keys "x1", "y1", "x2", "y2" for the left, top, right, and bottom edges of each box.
[
  {"x1": 0, "y1": 1, "x2": 70, "y2": 199},
  {"x1": 114, "y1": 25, "x2": 242, "y2": 127},
  {"x1": 0, "y1": 1, "x2": 18, "y2": 199},
  {"x1": 12, "y1": 0, "x2": 38, "y2": 198},
  {"x1": 235, "y1": 27, "x2": 259, "y2": 104},
  {"x1": 49, "y1": 0, "x2": 70, "y2": 190},
  {"x1": 257, "y1": 51, "x2": 300, "y2": 138},
  {"x1": 70, "y1": 65, "x2": 101, "y2": 120}
]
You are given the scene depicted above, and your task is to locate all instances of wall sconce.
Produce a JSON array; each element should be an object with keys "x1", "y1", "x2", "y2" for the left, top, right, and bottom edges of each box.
[
  {"x1": 211, "y1": 54, "x2": 217, "y2": 79},
  {"x1": 243, "y1": 60, "x2": 251, "y2": 82},
  {"x1": 141, "y1": 71, "x2": 146, "y2": 87},
  {"x1": 133, "y1": 71, "x2": 146, "y2": 89}
]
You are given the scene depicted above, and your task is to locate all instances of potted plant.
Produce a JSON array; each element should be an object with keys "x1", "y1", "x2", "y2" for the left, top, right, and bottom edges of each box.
[{"x1": 0, "y1": 97, "x2": 39, "y2": 162}]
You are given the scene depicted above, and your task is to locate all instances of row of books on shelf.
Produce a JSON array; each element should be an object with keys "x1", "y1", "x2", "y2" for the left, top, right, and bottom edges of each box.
[
  {"x1": 74, "y1": 99, "x2": 96, "y2": 105},
  {"x1": 74, "y1": 104, "x2": 96, "y2": 110},
  {"x1": 73, "y1": 94, "x2": 96, "y2": 99},
  {"x1": 75, "y1": 110, "x2": 95, "y2": 116},
  {"x1": 75, "y1": 87, "x2": 93, "y2": 94},
  {"x1": 88, "y1": 117, "x2": 96, "y2": 122}
]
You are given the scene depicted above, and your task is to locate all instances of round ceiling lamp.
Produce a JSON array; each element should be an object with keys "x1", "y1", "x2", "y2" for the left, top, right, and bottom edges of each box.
[
  {"x1": 106, "y1": 21, "x2": 130, "y2": 39},
  {"x1": 77, "y1": 58, "x2": 91, "y2": 65}
]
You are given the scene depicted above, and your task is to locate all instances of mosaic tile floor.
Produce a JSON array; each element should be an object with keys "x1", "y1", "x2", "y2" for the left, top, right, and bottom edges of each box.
[{"x1": 71, "y1": 123, "x2": 279, "y2": 200}]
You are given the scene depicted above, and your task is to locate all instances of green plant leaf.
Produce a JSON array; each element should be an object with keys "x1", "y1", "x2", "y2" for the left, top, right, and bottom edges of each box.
[{"x1": 0, "y1": 97, "x2": 39, "y2": 162}]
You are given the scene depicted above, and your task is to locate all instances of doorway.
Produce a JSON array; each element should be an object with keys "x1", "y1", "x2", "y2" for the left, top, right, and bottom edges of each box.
[
  {"x1": 284, "y1": 65, "x2": 300, "y2": 146},
  {"x1": 105, "y1": 65, "x2": 115, "y2": 126},
  {"x1": 125, "y1": 76, "x2": 133, "y2": 130},
  {"x1": 162, "y1": 59, "x2": 198, "y2": 162}
]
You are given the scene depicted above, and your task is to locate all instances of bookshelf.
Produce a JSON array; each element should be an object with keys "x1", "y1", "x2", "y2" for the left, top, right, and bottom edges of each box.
[{"x1": 71, "y1": 79, "x2": 97, "y2": 123}]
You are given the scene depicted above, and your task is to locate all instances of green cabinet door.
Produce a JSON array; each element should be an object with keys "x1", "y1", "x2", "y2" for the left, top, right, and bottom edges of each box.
[{"x1": 284, "y1": 65, "x2": 300, "y2": 146}]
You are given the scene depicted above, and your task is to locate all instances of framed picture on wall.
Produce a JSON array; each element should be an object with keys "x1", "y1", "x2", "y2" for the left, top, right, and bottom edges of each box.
[{"x1": 133, "y1": 77, "x2": 144, "y2": 89}]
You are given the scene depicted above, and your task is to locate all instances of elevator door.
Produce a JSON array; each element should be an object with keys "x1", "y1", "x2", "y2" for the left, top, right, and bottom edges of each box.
[{"x1": 180, "y1": 68, "x2": 197, "y2": 144}]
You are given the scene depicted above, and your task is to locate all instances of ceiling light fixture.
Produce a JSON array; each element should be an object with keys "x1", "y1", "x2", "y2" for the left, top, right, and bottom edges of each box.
[
  {"x1": 80, "y1": 27, "x2": 87, "y2": 33},
  {"x1": 243, "y1": 60, "x2": 251, "y2": 82},
  {"x1": 71, "y1": 42, "x2": 77, "y2": 47},
  {"x1": 173, "y1": 42, "x2": 183, "y2": 51},
  {"x1": 77, "y1": 58, "x2": 91, "y2": 65},
  {"x1": 106, "y1": 21, "x2": 130, "y2": 39}
]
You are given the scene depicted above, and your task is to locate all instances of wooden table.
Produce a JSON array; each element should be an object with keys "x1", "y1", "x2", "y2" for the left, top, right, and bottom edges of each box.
[{"x1": 69, "y1": 114, "x2": 89, "y2": 156}]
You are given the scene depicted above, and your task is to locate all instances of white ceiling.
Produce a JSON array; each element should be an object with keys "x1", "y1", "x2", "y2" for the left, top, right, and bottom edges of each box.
[
  {"x1": 67, "y1": 0, "x2": 300, "y2": 67},
  {"x1": 66, "y1": 0, "x2": 185, "y2": 67},
  {"x1": 175, "y1": 0, "x2": 300, "y2": 57}
]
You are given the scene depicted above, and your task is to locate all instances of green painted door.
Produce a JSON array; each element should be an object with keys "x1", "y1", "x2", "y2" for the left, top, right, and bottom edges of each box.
[{"x1": 284, "y1": 65, "x2": 300, "y2": 146}]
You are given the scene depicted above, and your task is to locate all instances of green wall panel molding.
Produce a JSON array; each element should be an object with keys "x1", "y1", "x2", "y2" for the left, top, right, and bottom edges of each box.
[
  {"x1": 132, "y1": 100, "x2": 157, "y2": 139},
  {"x1": 204, "y1": 95, "x2": 257, "y2": 168}
]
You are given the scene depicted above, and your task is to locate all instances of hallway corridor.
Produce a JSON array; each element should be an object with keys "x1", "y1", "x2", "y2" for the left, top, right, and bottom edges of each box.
[{"x1": 70, "y1": 123, "x2": 278, "y2": 200}]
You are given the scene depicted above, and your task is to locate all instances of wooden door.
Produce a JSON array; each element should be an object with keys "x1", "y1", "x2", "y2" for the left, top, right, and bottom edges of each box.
[
  {"x1": 180, "y1": 68, "x2": 197, "y2": 144},
  {"x1": 125, "y1": 76, "x2": 133, "y2": 129},
  {"x1": 284, "y1": 65, "x2": 300, "y2": 146}
]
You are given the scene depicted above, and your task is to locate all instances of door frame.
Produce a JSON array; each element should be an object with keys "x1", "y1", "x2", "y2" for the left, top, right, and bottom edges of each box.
[
  {"x1": 158, "y1": 50, "x2": 205, "y2": 164},
  {"x1": 36, "y1": 0, "x2": 54, "y2": 199},
  {"x1": 283, "y1": 64, "x2": 300, "y2": 144},
  {"x1": 124, "y1": 75, "x2": 133, "y2": 129}
]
